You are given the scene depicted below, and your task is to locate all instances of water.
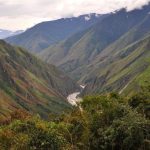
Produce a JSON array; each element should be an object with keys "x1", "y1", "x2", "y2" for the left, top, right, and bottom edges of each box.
[{"x1": 67, "y1": 85, "x2": 85, "y2": 105}]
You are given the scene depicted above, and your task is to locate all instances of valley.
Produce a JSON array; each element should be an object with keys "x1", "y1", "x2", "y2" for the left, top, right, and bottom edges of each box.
[
  {"x1": 0, "y1": 40, "x2": 79, "y2": 120},
  {"x1": 1, "y1": 2, "x2": 150, "y2": 120},
  {"x1": 0, "y1": 1, "x2": 150, "y2": 150},
  {"x1": 1, "y1": 1, "x2": 150, "y2": 99}
]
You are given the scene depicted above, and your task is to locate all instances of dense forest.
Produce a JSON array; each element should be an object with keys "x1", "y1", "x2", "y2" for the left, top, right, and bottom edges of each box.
[{"x1": 0, "y1": 85, "x2": 149, "y2": 150}]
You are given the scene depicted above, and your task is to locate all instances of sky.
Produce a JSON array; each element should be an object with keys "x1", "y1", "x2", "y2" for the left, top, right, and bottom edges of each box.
[{"x1": 0, "y1": 0, "x2": 150, "y2": 31}]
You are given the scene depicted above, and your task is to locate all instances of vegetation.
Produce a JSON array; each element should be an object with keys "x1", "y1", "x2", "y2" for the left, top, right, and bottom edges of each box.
[
  {"x1": 0, "y1": 40, "x2": 79, "y2": 120},
  {"x1": 1, "y1": 87, "x2": 149, "y2": 150},
  {"x1": 1, "y1": 3, "x2": 150, "y2": 150}
]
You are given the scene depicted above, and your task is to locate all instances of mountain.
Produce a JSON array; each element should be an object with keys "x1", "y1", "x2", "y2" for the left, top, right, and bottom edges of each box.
[
  {"x1": 0, "y1": 40, "x2": 79, "y2": 120},
  {"x1": 6, "y1": 14, "x2": 105, "y2": 53},
  {"x1": 82, "y1": 34, "x2": 150, "y2": 96},
  {"x1": 39, "y1": 3, "x2": 150, "y2": 94},
  {"x1": 0, "y1": 29, "x2": 23, "y2": 39}
]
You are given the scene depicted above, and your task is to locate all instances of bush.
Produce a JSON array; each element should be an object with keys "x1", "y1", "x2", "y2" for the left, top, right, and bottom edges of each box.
[{"x1": 0, "y1": 93, "x2": 149, "y2": 150}]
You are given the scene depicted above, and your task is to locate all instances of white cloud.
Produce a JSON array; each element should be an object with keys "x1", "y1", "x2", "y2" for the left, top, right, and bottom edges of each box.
[{"x1": 0, "y1": 0, "x2": 150, "y2": 30}]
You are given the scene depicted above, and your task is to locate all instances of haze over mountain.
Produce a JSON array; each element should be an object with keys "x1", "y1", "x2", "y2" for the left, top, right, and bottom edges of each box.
[
  {"x1": 6, "y1": 14, "x2": 105, "y2": 53},
  {"x1": 0, "y1": 29, "x2": 23, "y2": 39},
  {"x1": 0, "y1": 40, "x2": 79, "y2": 120},
  {"x1": 39, "y1": 2, "x2": 150, "y2": 95}
]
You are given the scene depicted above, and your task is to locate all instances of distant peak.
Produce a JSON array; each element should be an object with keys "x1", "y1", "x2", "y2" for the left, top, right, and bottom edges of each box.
[{"x1": 83, "y1": 13, "x2": 101, "y2": 21}]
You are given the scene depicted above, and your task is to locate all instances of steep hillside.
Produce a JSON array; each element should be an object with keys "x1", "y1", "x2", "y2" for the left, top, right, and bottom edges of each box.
[
  {"x1": 39, "y1": 3, "x2": 150, "y2": 81},
  {"x1": 6, "y1": 14, "x2": 105, "y2": 53},
  {"x1": 82, "y1": 35, "x2": 150, "y2": 96},
  {"x1": 0, "y1": 40, "x2": 79, "y2": 120}
]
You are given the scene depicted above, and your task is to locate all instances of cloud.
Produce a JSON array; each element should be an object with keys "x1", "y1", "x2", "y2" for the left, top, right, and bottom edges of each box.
[{"x1": 0, "y1": 0, "x2": 150, "y2": 30}]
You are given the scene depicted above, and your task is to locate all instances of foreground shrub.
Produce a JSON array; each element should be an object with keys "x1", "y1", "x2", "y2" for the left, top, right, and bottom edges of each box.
[{"x1": 0, "y1": 93, "x2": 149, "y2": 150}]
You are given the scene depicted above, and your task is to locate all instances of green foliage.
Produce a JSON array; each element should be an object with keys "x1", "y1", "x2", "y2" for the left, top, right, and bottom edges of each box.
[
  {"x1": 0, "y1": 92, "x2": 149, "y2": 150},
  {"x1": 128, "y1": 85, "x2": 150, "y2": 118},
  {"x1": 78, "y1": 94, "x2": 149, "y2": 150},
  {"x1": 0, "y1": 116, "x2": 69, "y2": 150}
]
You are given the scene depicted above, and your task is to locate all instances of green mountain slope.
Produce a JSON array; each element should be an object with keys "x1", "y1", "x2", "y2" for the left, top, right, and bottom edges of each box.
[
  {"x1": 39, "y1": 4, "x2": 150, "y2": 82},
  {"x1": 0, "y1": 40, "x2": 79, "y2": 120},
  {"x1": 94, "y1": 14, "x2": 150, "y2": 60},
  {"x1": 82, "y1": 35, "x2": 150, "y2": 95}
]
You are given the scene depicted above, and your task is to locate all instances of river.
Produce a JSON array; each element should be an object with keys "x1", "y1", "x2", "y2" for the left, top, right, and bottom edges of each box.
[{"x1": 67, "y1": 85, "x2": 85, "y2": 105}]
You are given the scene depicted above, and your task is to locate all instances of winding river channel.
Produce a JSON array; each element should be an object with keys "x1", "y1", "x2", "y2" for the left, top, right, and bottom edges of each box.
[{"x1": 67, "y1": 85, "x2": 85, "y2": 105}]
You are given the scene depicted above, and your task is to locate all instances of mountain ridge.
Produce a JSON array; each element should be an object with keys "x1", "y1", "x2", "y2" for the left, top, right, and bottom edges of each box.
[
  {"x1": 39, "y1": 3, "x2": 150, "y2": 95},
  {"x1": 6, "y1": 14, "x2": 106, "y2": 53}
]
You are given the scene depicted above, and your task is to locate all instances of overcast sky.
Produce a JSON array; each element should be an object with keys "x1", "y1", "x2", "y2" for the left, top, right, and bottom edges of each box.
[{"x1": 0, "y1": 0, "x2": 150, "y2": 31}]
